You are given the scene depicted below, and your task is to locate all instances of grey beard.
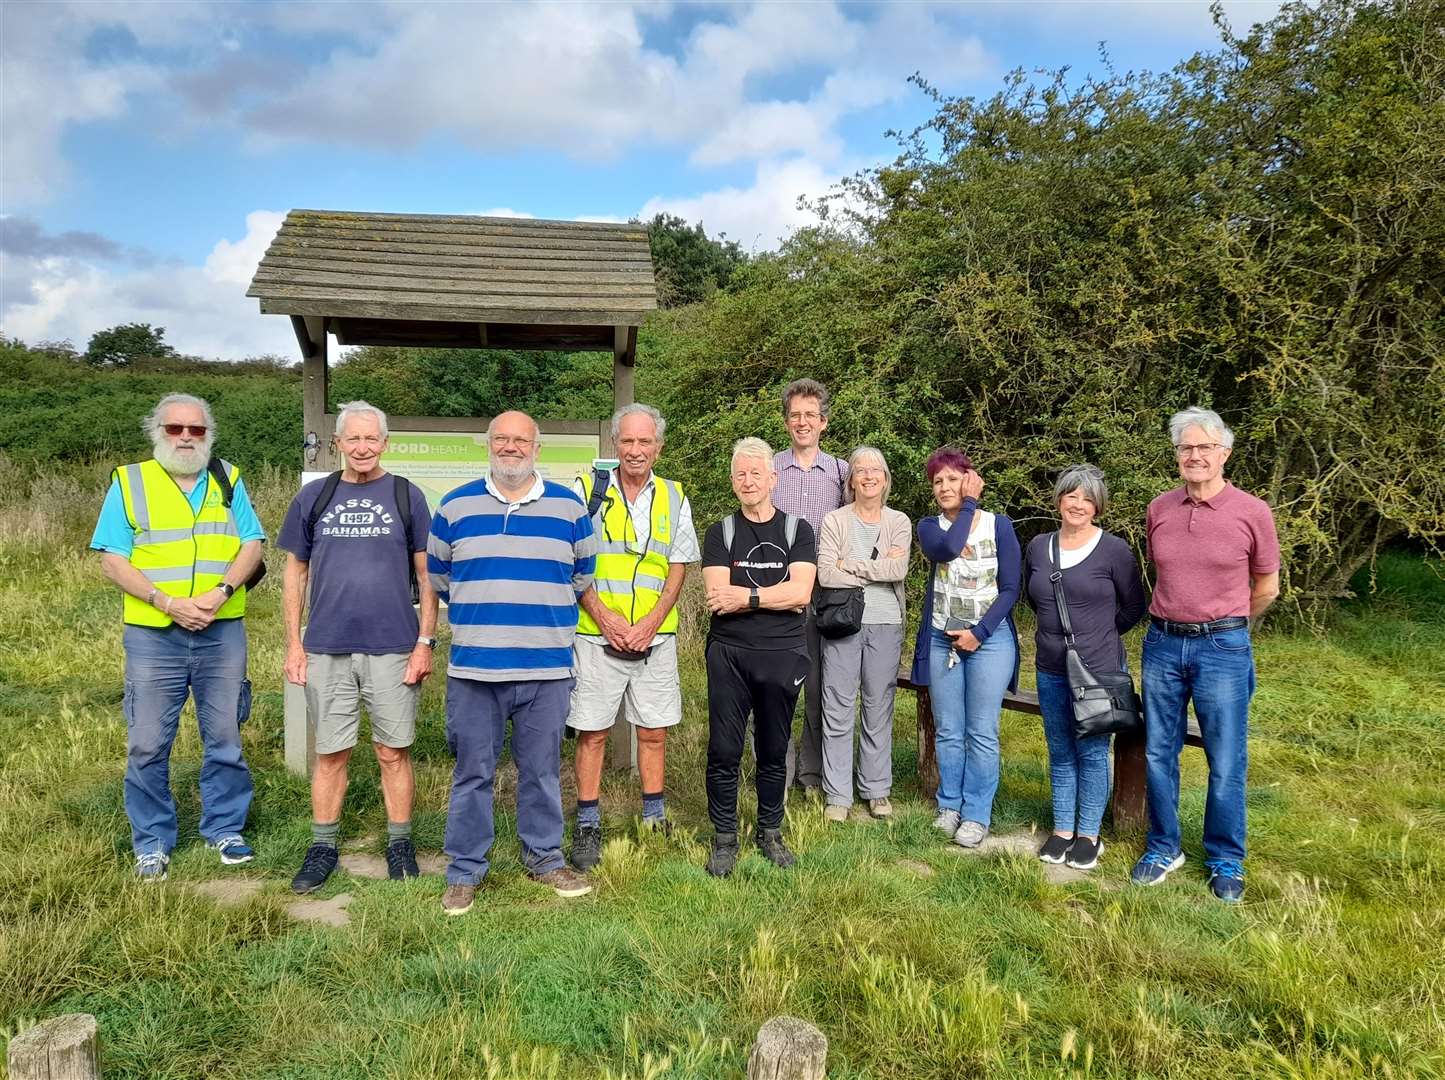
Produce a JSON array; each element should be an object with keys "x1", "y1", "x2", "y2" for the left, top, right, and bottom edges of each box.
[
  {"x1": 153, "y1": 439, "x2": 213, "y2": 477},
  {"x1": 490, "y1": 460, "x2": 535, "y2": 489}
]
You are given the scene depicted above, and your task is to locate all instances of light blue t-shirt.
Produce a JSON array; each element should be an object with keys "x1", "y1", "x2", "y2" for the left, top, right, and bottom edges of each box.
[{"x1": 90, "y1": 470, "x2": 266, "y2": 557}]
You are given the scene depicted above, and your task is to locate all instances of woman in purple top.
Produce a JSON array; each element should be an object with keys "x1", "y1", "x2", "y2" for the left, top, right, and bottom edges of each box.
[
  {"x1": 1022, "y1": 465, "x2": 1146, "y2": 872},
  {"x1": 912, "y1": 447, "x2": 1021, "y2": 848}
]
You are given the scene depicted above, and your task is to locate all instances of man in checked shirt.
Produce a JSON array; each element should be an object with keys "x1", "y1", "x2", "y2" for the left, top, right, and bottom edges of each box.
[{"x1": 771, "y1": 378, "x2": 850, "y2": 794}]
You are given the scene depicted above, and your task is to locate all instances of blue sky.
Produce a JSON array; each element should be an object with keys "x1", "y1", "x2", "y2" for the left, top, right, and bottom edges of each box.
[{"x1": 1, "y1": 0, "x2": 1281, "y2": 360}]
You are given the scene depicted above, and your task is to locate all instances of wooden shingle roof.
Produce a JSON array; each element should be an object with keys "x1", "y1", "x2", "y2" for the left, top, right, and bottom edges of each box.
[{"x1": 246, "y1": 209, "x2": 657, "y2": 329}]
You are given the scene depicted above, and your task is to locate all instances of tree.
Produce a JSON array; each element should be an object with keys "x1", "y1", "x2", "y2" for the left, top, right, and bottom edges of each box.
[
  {"x1": 640, "y1": 214, "x2": 747, "y2": 308},
  {"x1": 84, "y1": 323, "x2": 178, "y2": 368}
]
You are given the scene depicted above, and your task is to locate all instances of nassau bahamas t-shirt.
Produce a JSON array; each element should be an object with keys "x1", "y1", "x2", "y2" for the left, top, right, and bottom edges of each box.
[
  {"x1": 277, "y1": 473, "x2": 431, "y2": 655},
  {"x1": 702, "y1": 510, "x2": 816, "y2": 650}
]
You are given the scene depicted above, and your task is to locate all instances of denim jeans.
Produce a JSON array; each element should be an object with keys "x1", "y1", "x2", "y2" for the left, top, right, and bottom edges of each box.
[
  {"x1": 122, "y1": 618, "x2": 253, "y2": 855},
  {"x1": 444, "y1": 675, "x2": 572, "y2": 885},
  {"x1": 1142, "y1": 623, "x2": 1255, "y2": 865},
  {"x1": 1035, "y1": 670, "x2": 1112, "y2": 837},
  {"x1": 927, "y1": 623, "x2": 1016, "y2": 825}
]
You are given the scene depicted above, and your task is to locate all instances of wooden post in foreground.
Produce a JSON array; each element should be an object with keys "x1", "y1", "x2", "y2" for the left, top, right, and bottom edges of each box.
[
  {"x1": 8, "y1": 1014, "x2": 100, "y2": 1080},
  {"x1": 747, "y1": 1016, "x2": 827, "y2": 1080}
]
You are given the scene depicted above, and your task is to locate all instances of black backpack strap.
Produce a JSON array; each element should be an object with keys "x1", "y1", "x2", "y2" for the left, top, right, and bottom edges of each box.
[
  {"x1": 207, "y1": 457, "x2": 235, "y2": 507},
  {"x1": 305, "y1": 471, "x2": 344, "y2": 547},
  {"x1": 586, "y1": 466, "x2": 612, "y2": 520},
  {"x1": 393, "y1": 473, "x2": 420, "y2": 604}
]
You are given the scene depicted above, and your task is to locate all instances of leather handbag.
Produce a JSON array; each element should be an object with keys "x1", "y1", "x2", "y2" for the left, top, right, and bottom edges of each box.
[
  {"x1": 814, "y1": 542, "x2": 878, "y2": 639},
  {"x1": 1049, "y1": 533, "x2": 1144, "y2": 738}
]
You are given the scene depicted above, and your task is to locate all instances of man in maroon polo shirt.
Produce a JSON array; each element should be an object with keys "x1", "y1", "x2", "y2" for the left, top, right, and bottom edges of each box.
[{"x1": 1132, "y1": 406, "x2": 1280, "y2": 903}]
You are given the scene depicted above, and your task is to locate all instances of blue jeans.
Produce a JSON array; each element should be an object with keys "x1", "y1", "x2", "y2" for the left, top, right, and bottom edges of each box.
[
  {"x1": 444, "y1": 675, "x2": 572, "y2": 884},
  {"x1": 1036, "y1": 671, "x2": 1112, "y2": 837},
  {"x1": 123, "y1": 618, "x2": 253, "y2": 855},
  {"x1": 927, "y1": 623, "x2": 1016, "y2": 825},
  {"x1": 1142, "y1": 623, "x2": 1255, "y2": 866}
]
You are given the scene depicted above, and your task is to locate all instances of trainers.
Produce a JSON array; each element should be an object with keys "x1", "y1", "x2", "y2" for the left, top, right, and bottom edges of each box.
[
  {"x1": 291, "y1": 843, "x2": 339, "y2": 894},
  {"x1": 1066, "y1": 836, "x2": 1103, "y2": 870},
  {"x1": 1206, "y1": 860, "x2": 1245, "y2": 903},
  {"x1": 386, "y1": 838, "x2": 420, "y2": 880},
  {"x1": 1131, "y1": 850, "x2": 1186, "y2": 885},
  {"x1": 570, "y1": 824, "x2": 603, "y2": 871},
  {"x1": 1038, "y1": 833, "x2": 1073, "y2": 864},
  {"x1": 755, "y1": 827, "x2": 796, "y2": 869},
  {"x1": 932, "y1": 809, "x2": 962, "y2": 835},
  {"x1": 135, "y1": 851, "x2": 169, "y2": 882},
  {"x1": 867, "y1": 798, "x2": 893, "y2": 819},
  {"x1": 210, "y1": 835, "x2": 255, "y2": 865},
  {"x1": 823, "y1": 804, "x2": 849, "y2": 823},
  {"x1": 531, "y1": 866, "x2": 594, "y2": 898},
  {"x1": 706, "y1": 832, "x2": 739, "y2": 877},
  {"x1": 953, "y1": 820, "x2": 988, "y2": 848},
  {"x1": 441, "y1": 883, "x2": 477, "y2": 916}
]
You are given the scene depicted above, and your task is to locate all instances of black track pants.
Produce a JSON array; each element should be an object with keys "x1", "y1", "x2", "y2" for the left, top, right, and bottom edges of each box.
[{"x1": 706, "y1": 640, "x2": 810, "y2": 833}]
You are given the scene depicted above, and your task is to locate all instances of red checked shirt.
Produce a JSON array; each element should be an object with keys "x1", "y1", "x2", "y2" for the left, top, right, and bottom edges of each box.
[{"x1": 1147, "y1": 482, "x2": 1280, "y2": 623}]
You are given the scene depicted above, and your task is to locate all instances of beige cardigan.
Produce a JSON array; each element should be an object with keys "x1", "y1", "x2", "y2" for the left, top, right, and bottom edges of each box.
[{"x1": 815, "y1": 504, "x2": 911, "y2": 620}]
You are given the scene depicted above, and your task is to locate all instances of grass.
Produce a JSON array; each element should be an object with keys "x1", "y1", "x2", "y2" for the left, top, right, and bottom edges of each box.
[{"x1": 1, "y1": 459, "x2": 1442, "y2": 1078}]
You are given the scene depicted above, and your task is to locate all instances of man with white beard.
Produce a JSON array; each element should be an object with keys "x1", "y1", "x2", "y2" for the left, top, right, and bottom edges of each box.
[
  {"x1": 427, "y1": 410, "x2": 599, "y2": 914},
  {"x1": 91, "y1": 393, "x2": 266, "y2": 881}
]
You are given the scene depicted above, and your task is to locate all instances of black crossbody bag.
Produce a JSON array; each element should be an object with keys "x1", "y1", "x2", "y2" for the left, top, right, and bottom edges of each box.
[
  {"x1": 816, "y1": 540, "x2": 877, "y2": 640},
  {"x1": 1049, "y1": 532, "x2": 1144, "y2": 739}
]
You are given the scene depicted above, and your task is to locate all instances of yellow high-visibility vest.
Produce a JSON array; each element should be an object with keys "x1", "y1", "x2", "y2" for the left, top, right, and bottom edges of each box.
[
  {"x1": 577, "y1": 472, "x2": 682, "y2": 634},
  {"x1": 115, "y1": 458, "x2": 246, "y2": 627}
]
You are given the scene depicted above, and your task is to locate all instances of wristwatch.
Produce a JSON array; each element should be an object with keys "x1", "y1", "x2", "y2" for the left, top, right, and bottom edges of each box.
[
  {"x1": 417, "y1": 635, "x2": 438, "y2": 648},
  {"x1": 218, "y1": 582, "x2": 236, "y2": 599},
  {"x1": 748, "y1": 587, "x2": 760, "y2": 611}
]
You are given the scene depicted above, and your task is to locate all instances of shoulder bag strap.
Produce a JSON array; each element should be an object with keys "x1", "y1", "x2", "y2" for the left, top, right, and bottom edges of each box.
[{"x1": 1049, "y1": 532, "x2": 1077, "y2": 645}]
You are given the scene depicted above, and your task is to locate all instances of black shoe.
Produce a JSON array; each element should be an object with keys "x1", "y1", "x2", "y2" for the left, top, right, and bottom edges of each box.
[
  {"x1": 642, "y1": 816, "x2": 674, "y2": 838},
  {"x1": 1065, "y1": 836, "x2": 1103, "y2": 870},
  {"x1": 755, "y1": 827, "x2": 796, "y2": 869},
  {"x1": 706, "y1": 832, "x2": 739, "y2": 877},
  {"x1": 571, "y1": 824, "x2": 603, "y2": 871},
  {"x1": 291, "y1": 843, "x2": 339, "y2": 894},
  {"x1": 386, "y1": 838, "x2": 419, "y2": 880},
  {"x1": 1038, "y1": 834, "x2": 1073, "y2": 864}
]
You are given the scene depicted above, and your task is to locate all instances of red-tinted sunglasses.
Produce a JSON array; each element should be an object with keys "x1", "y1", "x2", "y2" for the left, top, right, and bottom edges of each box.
[{"x1": 163, "y1": 424, "x2": 208, "y2": 437}]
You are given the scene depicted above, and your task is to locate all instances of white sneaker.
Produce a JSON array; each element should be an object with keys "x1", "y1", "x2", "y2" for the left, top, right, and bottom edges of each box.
[
  {"x1": 953, "y1": 820, "x2": 989, "y2": 848},
  {"x1": 932, "y1": 809, "x2": 962, "y2": 835},
  {"x1": 136, "y1": 851, "x2": 169, "y2": 882}
]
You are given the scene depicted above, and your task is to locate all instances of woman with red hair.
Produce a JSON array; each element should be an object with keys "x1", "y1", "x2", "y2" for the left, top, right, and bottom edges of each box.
[{"x1": 911, "y1": 447, "x2": 1021, "y2": 848}]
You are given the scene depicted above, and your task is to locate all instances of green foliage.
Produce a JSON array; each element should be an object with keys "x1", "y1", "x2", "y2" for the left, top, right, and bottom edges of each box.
[
  {"x1": 0, "y1": 340, "x2": 301, "y2": 471},
  {"x1": 644, "y1": 0, "x2": 1445, "y2": 616},
  {"x1": 640, "y1": 213, "x2": 748, "y2": 308},
  {"x1": 84, "y1": 322, "x2": 178, "y2": 368}
]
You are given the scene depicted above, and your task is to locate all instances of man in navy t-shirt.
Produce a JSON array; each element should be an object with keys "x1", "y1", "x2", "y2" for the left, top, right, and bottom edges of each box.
[{"x1": 277, "y1": 401, "x2": 437, "y2": 894}]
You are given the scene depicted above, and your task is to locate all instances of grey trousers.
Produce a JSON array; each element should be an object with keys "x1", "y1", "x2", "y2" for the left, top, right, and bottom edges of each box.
[
  {"x1": 785, "y1": 603, "x2": 824, "y2": 789},
  {"x1": 819, "y1": 622, "x2": 904, "y2": 806}
]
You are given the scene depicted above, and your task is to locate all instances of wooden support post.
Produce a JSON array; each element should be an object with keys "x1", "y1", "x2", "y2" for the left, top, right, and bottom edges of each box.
[
  {"x1": 293, "y1": 316, "x2": 334, "y2": 472},
  {"x1": 1111, "y1": 732, "x2": 1148, "y2": 832},
  {"x1": 7, "y1": 1014, "x2": 101, "y2": 1080},
  {"x1": 747, "y1": 1016, "x2": 827, "y2": 1080},
  {"x1": 914, "y1": 684, "x2": 939, "y2": 799},
  {"x1": 607, "y1": 327, "x2": 639, "y2": 773}
]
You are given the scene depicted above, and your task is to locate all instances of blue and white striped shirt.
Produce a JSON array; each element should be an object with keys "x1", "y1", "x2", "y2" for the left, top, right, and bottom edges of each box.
[{"x1": 428, "y1": 473, "x2": 597, "y2": 682}]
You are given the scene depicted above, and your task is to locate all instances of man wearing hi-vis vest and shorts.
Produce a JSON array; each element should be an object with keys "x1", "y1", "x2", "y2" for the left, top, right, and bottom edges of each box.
[
  {"x1": 90, "y1": 394, "x2": 266, "y2": 882},
  {"x1": 566, "y1": 403, "x2": 699, "y2": 872}
]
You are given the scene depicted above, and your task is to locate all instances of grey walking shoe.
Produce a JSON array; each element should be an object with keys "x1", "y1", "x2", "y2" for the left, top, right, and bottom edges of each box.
[
  {"x1": 952, "y1": 820, "x2": 989, "y2": 848},
  {"x1": 867, "y1": 797, "x2": 893, "y2": 819},
  {"x1": 755, "y1": 827, "x2": 796, "y2": 869},
  {"x1": 570, "y1": 824, "x2": 603, "y2": 871},
  {"x1": 706, "y1": 832, "x2": 739, "y2": 877},
  {"x1": 932, "y1": 809, "x2": 962, "y2": 835}
]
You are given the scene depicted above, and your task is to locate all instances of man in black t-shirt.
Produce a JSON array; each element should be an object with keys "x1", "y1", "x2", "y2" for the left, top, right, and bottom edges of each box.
[{"x1": 701, "y1": 437, "x2": 817, "y2": 876}]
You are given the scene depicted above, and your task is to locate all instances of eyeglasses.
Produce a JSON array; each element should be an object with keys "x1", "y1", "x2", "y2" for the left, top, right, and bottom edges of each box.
[
  {"x1": 1174, "y1": 443, "x2": 1223, "y2": 457},
  {"x1": 490, "y1": 435, "x2": 535, "y2": 448},
  {"x1": 787, "y1": 411, "x2": 822, "y2": 423},
  {"x1": 163, "y1": 424, "x2": 208, "y2": 437}
]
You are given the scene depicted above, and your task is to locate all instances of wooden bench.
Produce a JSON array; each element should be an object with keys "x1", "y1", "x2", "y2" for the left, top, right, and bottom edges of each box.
[{"x1": 895, "y1": 675, "x2": 1203, "y2": 832}]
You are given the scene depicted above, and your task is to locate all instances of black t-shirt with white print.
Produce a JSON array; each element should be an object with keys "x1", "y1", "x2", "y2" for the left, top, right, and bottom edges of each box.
[{"x1": 702, "y1": 509, "x2": 816, "y2": 650}]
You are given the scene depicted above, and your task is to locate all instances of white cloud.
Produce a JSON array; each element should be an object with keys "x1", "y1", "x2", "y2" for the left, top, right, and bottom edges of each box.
[
  {"x1": 639, "y1": 157, "x2": 842, "y2": 252},
  {"x1": 1, "y1": 210, "x2": 293, "y2": 360}
]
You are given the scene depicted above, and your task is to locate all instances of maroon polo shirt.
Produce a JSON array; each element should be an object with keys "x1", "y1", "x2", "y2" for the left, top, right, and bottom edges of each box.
[{"x1": 1146, "y1": 482, "x2": 1280, "y2": 623}]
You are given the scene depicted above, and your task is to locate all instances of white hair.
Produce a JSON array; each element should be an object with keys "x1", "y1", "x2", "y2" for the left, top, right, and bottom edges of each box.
[
  {"x1": 611, "y1": 403, "x2": 665, "y2": 444},
  {"x1": 845, "y1": 445, "x2": 891, "y2": 504},
  {"x1": 334, "y1": 400, "x2": 389, "y2": 440},
  {"x1": 731, "y1": 436, "x2": 774, "y2": 470},
  {"x1": 1169, "y1": 406, "x2": 1234, "y2": 449},
  {"x1": 143, "y1": 393, "x2": 214, "y2": 441}
]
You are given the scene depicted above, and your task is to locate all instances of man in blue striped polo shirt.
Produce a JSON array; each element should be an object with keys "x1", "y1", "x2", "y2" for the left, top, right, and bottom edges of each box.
[{"x1": 428, "y1": 410, "x2": 598, "y2": 913}]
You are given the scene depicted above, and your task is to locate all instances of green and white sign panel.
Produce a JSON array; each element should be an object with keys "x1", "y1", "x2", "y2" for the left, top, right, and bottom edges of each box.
[{"x1": 303, "y1": 428, "x2": 602, "y2": 510}]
